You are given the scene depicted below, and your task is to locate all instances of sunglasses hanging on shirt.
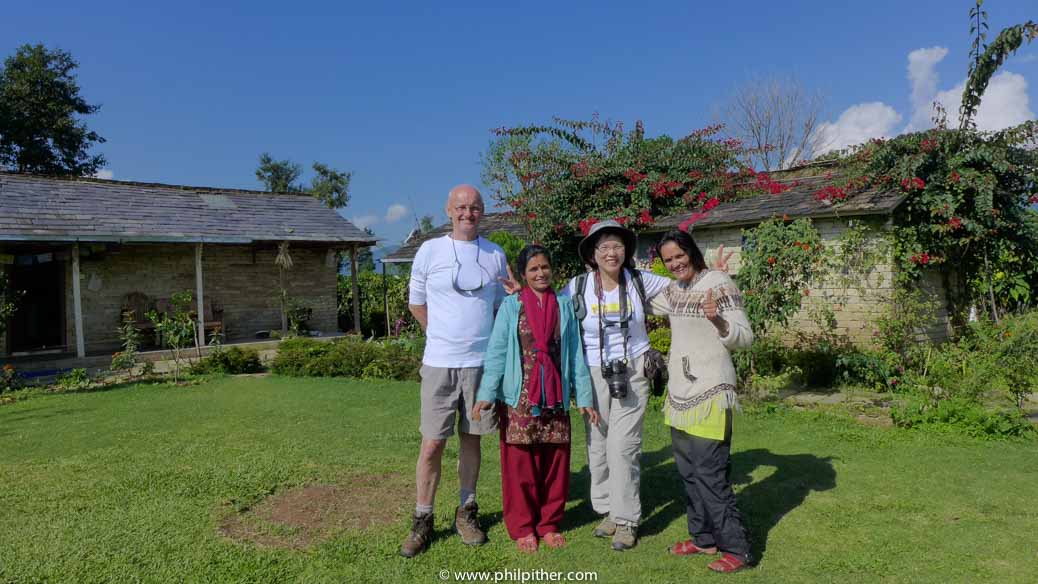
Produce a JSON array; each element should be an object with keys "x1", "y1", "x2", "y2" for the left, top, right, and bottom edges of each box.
[{"x1": 451, "y1": 236, "x2": 492, "y2": 293}]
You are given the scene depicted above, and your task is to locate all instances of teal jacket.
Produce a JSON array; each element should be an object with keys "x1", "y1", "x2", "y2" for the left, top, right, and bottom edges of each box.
[{"x1": 476, "y1": 294, "x2": 594, "y2": 410}]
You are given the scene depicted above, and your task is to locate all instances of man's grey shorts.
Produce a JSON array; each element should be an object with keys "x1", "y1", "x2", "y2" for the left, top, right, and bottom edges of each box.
[{"x1": 420, "y1": 365, "x2": 498, "y2": 440}]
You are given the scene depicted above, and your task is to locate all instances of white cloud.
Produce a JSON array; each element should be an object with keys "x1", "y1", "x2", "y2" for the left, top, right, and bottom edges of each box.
[
  {"x1": 906, "y1": 46, "x2": 949, "y2": 130},
  {"x1": 933, "y1": 71, "x2": 1034, "y2": 131},
  {"x1": 385, "y1": 203, "x2": 408, "y2": 223},
  {"x1": 351, "y1": 214, "x2": 379, "y2": 230},
  {"x1": 814, "y1": 46, "x2": 1035, "y2": 156},
  {"x1": 92, "y1": 169, "x2": 114, "y2": 180},
  {"x1": 814, "y1": 102, "x2": 902, "y2": 155}
]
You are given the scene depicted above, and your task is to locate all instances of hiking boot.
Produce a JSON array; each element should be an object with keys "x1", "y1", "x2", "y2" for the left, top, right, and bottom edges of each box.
[
  {"x1": 593, "y1": 517, "x2": 616, "y2": 538},
  {"x1": 611, "y1": 524, "x2": 637, "y2": 551},
  {"x1": 453, "y1": 501, "x2": 487, "y2": 545},
  {"x1": 399, "y1": 512, "x2": 434, "y2": 558}
]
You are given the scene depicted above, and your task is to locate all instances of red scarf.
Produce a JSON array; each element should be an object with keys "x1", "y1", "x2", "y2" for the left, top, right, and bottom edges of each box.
[{"x1": 520, "y1": 286, "x2": 562, "y2": 410}]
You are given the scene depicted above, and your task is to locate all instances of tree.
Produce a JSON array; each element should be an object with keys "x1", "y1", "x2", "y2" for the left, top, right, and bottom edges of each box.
[
  {"x1": 721, "y1": 75, "x2": 828, "y2": 171},
  {"x1": 255, "y1": 153, "x2": 303, "y2": 192},
  {"x1": 355, "y1": 227, "x2": 376, "y2": 272},
  {"x1": 958, "y1": 3, "x2": 1037, "y2": 130},
  {"x1": 0, "y1": 44, "x2": 105, "y2": 176},
  {"x1": 481, "y1": 116, "x2": 785, "y2": 273},
  {"x1": 255, "y1": 153, "x2": 352, "y2": 209},
  {"x1": 310, "y1": 162, "x2": 351, "y2": 208},
  {"x1": 419, "y1": 215, "x2": 435, "y2": 233}
]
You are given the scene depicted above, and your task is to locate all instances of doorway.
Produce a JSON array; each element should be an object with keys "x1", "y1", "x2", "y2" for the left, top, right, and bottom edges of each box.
[{"x1": 6, "y1": 260, "x2": 66, "y2": 353}]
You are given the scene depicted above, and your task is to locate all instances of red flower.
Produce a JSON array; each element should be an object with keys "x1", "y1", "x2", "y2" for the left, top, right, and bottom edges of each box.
[
  {"x1": 948, "y1": 217, "x2": 962, "y2": 230},
  {"x1": 767, "y1": 256, "x2": 776, "y2": 265},
  {"x1": 638, "y1": 209, "x2": 654, "y2": 225},
  {"x1": 900, "y1": 177, "x2": 926, "y2": 191},
  {"x1": 1029, "y1": 195, "x2": 1038, "y2": 204},
  {"x1": 578, "y1": 218, "x2": 600, "y2": 236},
  {"x1": 950, "y1": 171, "x2": 961, "y2": 183},
  {"x1": 527, "y1": 212, "x2": 537, "y2": 220},
  {"x1": 702, "y1": 197, "x2": 721, "y2": 211},
  {"x1": 910, "y1": 252, "x2": 931, "y2": 265},
  {"x1": 679, "y1": 212, "x2": 708, "y2": 231},
  {"x1": 814, "y1": 186, "x2": 847, "y2": 203},
  {"x1": 614, "y1": 216, "x2": 629, "y2": 226}
]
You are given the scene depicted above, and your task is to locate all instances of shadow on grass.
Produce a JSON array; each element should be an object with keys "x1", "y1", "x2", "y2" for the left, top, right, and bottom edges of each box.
[
  {"x1": 564, "y1": 443, "x2": 836, "y2": 562},
  {"x1": 732, "y1": 449, "x2": 837, "y2": 560},
  {"x1": 0, "y1": 407, "x2": 84, "y2": 437}
]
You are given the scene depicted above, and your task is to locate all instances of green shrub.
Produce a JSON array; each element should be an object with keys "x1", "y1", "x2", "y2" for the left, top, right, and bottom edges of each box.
[
  {"x1": 891, "y1": 396, "x2": 1034, "y2": 439},
  {"x1": 835, "y1": 349, "x2": 900, "y2": 390},
  {"x1": 57, "y1": 368, "x2": 91, "y2": 392},
  {"x1": 733, "y1": 335, "x2": 787, "y2": 383},
  {"x1": 270, "y1": 336, "x2": 421, "y2": 381},
  {"x1": 1, "y1": 364, "x2": 20, "y2": 394},
  {"x1": 191, "y1": 347, "x2": 263, "y2": 375},
  {"x1": 648, "y1": 327, "x2": 671, "y2": 355}
]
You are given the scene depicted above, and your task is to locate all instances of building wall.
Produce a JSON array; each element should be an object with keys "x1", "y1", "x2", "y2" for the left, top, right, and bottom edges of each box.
[
  {"x1": 640, "y1": 218, "x2": 953, "y2": 346},
  {"x1": 60, "y1": 243, "x2": 340, "y2": 355},
  {"x1": 0, "y1": 265, "x2": 6, "y2": 357}
]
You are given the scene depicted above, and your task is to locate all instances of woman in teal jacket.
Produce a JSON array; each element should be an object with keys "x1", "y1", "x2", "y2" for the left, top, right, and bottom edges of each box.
[{"x1": 473, "y1": 245, "x2": 599, "y2": 553}]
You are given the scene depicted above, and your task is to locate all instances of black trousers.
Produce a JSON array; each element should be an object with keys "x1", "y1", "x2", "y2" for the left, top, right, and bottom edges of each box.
[{"x1": 670, "y1": 412, "x2": 752, "y2": 561}]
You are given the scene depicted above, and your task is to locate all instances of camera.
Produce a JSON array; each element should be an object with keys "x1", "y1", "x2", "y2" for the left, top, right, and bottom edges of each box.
[{"x1": 601, "y1": 359, "x2": 629, "y2": 399}]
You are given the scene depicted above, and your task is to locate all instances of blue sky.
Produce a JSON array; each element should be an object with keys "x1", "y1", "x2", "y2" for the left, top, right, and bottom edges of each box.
[{"x1": 2, "y1": 1, "x2": 1036, "y2": 251}]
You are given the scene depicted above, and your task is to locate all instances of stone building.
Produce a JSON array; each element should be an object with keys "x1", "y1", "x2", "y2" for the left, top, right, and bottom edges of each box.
[
  {"x1": 642, "y1": 173, "x2": 954, "y2": 345},
  {"x1": 0, "y1": 173, "x2": 375, "y2": 367},
  {"x1": 387, "y1": 172, "x2": 954, "y2": 346}
]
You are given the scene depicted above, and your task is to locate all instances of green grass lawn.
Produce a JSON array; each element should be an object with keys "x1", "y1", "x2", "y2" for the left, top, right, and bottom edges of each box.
[{"x1": 1, "y1": 376, "x2": 1036, "y2": 583}]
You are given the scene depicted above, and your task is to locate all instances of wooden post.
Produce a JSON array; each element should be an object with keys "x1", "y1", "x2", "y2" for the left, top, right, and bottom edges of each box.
[
  {"x1": 71, "y1": 243, "x2": 85, "y2": 358},
  {"x1": 351, "y1": 244, "x2": 361, "y2": 335},
  {"x1": 195, "y1": 243, "x2": 205, "y2": 347},
  {"x1": 382, "y1": 260, "x2": 390, "y2": 336}
]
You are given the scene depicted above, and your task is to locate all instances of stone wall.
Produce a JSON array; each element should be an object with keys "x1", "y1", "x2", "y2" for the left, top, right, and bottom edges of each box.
[
  {"x1": 639, "y1": 218, "x2": 953, "y2": 346},
  {"x1": 60, "y1": 243, "x2": 340, "y2": 355}
]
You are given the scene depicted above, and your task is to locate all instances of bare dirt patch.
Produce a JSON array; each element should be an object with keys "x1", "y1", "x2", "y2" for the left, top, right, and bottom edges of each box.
[{"x1": 218, "y1": 472, "x2": 411, "y2": 549}]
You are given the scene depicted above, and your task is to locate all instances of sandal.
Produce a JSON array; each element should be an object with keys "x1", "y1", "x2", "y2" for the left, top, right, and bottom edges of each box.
[
  {"x1": 516, "y1": 534, "x2": 538, "y2": 553},
  {"x1": 707, "y1": 553, "x2": 749, "y2": 573},
  {"x1": 668, "y1": 539, "x2": 717, "y2": 556},
  {"x1": 541, "y1": 532, "x2": 566, "y2": 549}
]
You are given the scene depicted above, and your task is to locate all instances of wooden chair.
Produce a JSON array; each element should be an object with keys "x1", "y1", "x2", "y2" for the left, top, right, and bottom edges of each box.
[
  {"x1": 153, "y1": 296, "x2": 225, "y2": 345},
  {"x1": 121, "y1": 292, "x2": 157, "y2": 346}
]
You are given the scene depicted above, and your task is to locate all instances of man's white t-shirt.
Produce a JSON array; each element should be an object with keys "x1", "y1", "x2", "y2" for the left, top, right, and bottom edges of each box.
[
  {"x1": 409, "y1": 235, "x2": 509, "y2": 368},
  {"x1": 563, "y1": 268, "x2": 670, "y2": 366}
]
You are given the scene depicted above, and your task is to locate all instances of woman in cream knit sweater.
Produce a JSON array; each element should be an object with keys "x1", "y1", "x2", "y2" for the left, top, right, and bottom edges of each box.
[{"x1": 650, "y1": 229, "x2": 754, "y2": 574}]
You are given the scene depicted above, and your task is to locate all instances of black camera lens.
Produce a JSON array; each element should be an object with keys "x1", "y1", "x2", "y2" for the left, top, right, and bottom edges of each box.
[{"x1": 603, "y1": 360, "x2": 628, "y2": 399}]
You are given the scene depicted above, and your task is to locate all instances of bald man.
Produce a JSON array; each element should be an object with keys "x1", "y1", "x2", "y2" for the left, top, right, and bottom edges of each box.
[{"x1": 400, "y1": 184, "x2": 512, "y2": 557}]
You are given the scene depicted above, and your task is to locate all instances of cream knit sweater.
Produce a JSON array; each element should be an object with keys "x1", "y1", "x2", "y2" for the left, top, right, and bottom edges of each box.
[{"x1": 650, "y1": 269, "x2": 754, "y2": 428}]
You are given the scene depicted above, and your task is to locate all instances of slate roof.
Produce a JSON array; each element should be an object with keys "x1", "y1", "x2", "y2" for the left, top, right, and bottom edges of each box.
[
  {"x1": 382, "y1": 211, "x2": 530, "y2": 263},
  {"x1": 650, "y1": 174, "x2": 906, "y2": 232},
  {"x1": 0, "y1": 173, "x2": 376, "y2": 245},
  {"x1": 374, "y1": 172, "x2": 907, "y2": 263}
]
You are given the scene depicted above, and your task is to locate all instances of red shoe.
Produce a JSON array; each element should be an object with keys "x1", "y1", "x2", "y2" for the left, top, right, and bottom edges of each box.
[
  {"x1": 668, "y1": 539, "x2": 717, "y2": 556},
  {"x1": 708, "y1": 553, "x2": 749, "y2": 573}
]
